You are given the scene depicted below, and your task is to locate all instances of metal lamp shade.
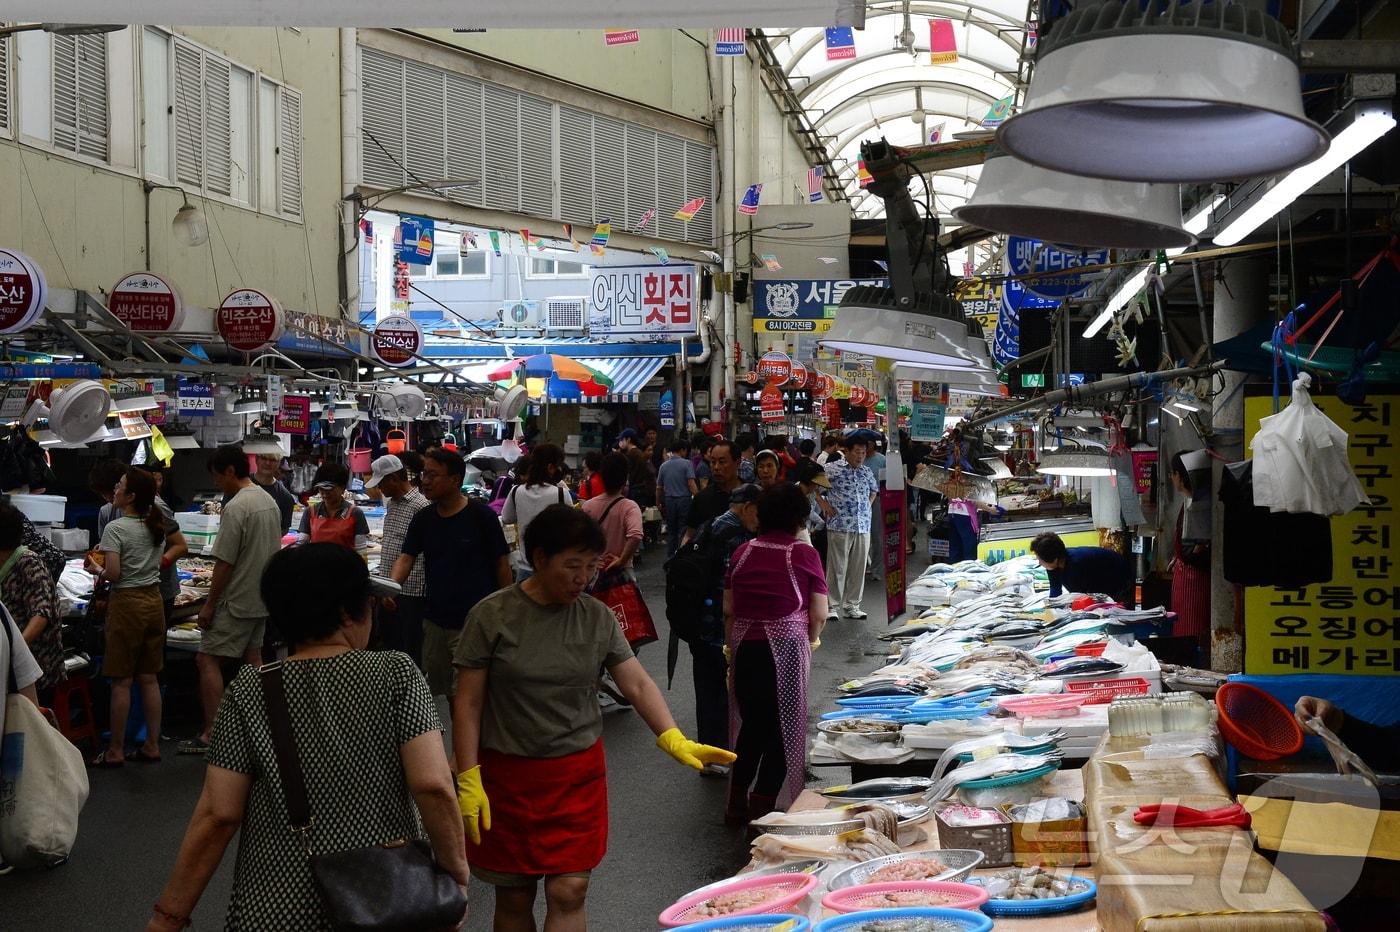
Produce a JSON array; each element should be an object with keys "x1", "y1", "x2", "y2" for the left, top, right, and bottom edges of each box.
[
  {"x1": 895, "y1": 363, "x2": 1005, "y2": 397},
  {"x1": 822, "y1": 305, "x2": 986, "y2": 370},
  {"x1": 953, "y1": 151, "x2": 1195, "y2": 249},
  {"x1": 1036, "y1": 448, "x2": 1116, "y2": 477},
  {"x1": 998, "y1": 2, "x2": 1327, "y2": 182}
]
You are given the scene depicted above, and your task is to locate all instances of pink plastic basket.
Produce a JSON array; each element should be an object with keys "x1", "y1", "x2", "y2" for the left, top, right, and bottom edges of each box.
[
  {"x1": 996, "y1": 694, "x2": 1087, "y2": 718},
  {"x1": 659, "y1": 874, "x2": 819, "y2": 928},
  {"x1": 822, "y1": 880, "x2": 991, "y2": 914}
]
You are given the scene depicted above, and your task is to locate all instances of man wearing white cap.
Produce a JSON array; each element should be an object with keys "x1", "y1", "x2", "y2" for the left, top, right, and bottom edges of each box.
[{"x1": 366, "y1": 454, "x2": 429, "y2": 666}]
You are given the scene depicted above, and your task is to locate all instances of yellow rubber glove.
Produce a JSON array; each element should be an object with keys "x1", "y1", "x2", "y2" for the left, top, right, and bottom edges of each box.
[
  {"x1": 810, "y1": 638, "x2": 821, "y2": 651},
  {"x1": 656, "y1": 727, "x2": 738, "y2": 771},
  {"x1": 455, "y1": 766, "x2": 491, "y2": 845}
]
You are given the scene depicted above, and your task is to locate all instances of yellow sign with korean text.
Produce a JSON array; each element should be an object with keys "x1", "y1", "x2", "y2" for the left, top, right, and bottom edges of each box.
[{"x1": 1244, "y1": 393, "x2": 1399, "y2": 676}]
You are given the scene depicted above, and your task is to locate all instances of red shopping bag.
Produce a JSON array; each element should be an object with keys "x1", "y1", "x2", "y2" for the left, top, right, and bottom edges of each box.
[{"x1": 592, "y1": 574, "x2": 658, "y2": 649}]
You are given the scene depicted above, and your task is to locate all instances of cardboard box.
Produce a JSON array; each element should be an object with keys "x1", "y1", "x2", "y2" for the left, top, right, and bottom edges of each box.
[{"x1": 1001, "y1": 804, "x2": 1090, "y2": 867}]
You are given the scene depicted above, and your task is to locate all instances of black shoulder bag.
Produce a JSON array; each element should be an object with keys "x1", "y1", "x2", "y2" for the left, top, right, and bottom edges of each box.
[{"x1": 259, "y1": 662, "x2": 466, "y2": 932}]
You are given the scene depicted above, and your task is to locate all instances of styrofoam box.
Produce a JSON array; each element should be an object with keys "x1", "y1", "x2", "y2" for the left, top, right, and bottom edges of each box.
[
  {"x1": 176, "y1": 512, "x2": 221, "y2": 532},
  {"x1": 50, "y1": 527, "x2": 90, "y2": 551},
  {"x1": 10, "y1": 493, "x2": 66, "y2": 524}
]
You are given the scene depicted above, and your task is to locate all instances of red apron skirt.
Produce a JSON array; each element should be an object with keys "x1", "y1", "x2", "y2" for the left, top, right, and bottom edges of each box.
[{"x1": 470, "y1": 740, "x2": 608, "y2": 876}]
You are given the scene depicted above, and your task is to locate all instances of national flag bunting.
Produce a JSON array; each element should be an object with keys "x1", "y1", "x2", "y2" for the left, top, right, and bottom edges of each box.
[
  {"x1": 857, "y1": 159, "x2": 873, "y2": 188},
  {"x1": 562, "y1": 224, "x2": 577, "y2": 248},
  {"x1": 929, "y1": 19, "x2": 958, "y2": 64},
  {"x1": 738, "y1": 183, "x2": 762, "y2": 216},
  {"x1": 459, "y1": 231, "x2": 477, "y2": 256},
  {"x1": 359, "y1": 219, "x2": 373, "y2": 243},
  {"x1": 825, "y1": 26, "x2": 856, "y2": 61},
  {"x1": 635, "y1": 207, "x2": 656, "y2": 230},
  {"x1": 1026, "y1": 21, "x2": 1039, "y2": 51},
  {"x1": 700, "y1": 250, "x2": 722, "y2": 263},
  {"x1": 963, "y1": 261, "x2": 975, "y2": 278},
  {"x1": 674, "y1": 197, "x2": 706, "y2": 221},
  {"x1": 806, "y1": 165, "x2": 824, "y2": 203},
  {"x1": 714, "y1": 28, "x2": 745, "y2": 56},
  {"x1": 590, "y1": 220, "x2": 611, "y2": 257},
  {"x1": 759, "y1": 254, "x2": 782, "y2": 271},
  {"x1": 928, "y1": 122, "x2": 946, "y2": 145},
  {"x1": 519, "y1": 229, "x2": 540, "y2": 248},
  {"x1": 649, "y1": 246, "x2": 670, "y2": 265},
  {"x1": 981, "y1": 94, "x2": 1015, "y2": 128},
  {"x1": 488, "y1": 231, "x2": 502, "y2": 257}
]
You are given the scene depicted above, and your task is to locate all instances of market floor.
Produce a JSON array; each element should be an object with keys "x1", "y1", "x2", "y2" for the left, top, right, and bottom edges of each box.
[{"x1": 4, "y1": 542, "x2": 922, "y2": 930}]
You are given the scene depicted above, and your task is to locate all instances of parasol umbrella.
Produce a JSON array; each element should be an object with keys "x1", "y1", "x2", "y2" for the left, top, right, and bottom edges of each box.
[{"x1": 486, "y1": 354, "x2": 614, "y2": 392}]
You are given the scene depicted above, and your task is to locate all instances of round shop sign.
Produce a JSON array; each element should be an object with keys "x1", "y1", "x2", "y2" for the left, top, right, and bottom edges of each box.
[
  {"x1": 0, "y1": 248, "x2": 48, "y2": 335},
  {"x1": 371, "y1": 314, "x2": 423, "y2": 368},
  {"x1": 760, "y1": 383, "x2": 785, "y2": 423},
  {"x1": 744, "y1": 371, "x2": 760, "y2": 385},
  {"x1": 216, "y1": 288, "x2": 285, "y2": 352},
  {"x1": 789, "y1": 361, "x2": 809, "y2": 389},
  {"x1": 109, "y1": 271, "x2": 185, "y2": 332},
  {"x1": 812, "y1": 373, "x2": 834, "y2": 401},
  {"x1": 756, "y1": 351, "x2": 792, "y2": 386}
]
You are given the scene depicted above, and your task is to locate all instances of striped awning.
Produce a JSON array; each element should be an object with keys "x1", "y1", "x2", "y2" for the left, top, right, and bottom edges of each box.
[{"x1": 548, "y1": 356, "x2": 668, "y2": 404}]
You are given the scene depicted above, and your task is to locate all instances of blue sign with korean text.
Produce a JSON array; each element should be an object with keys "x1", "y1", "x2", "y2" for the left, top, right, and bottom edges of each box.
[
  {"x1": 177, "y1": 380, "x2": 214, "y2": 417},
  {"x1": 752, "y1": 279, "x2": 888, "y2": 333},
  {"x1": 1007, "y1": 236, "x2": 1108, "y2": 300},
  {"x1": 397, "y1": 215, "x2": 435, "y2": 266}
]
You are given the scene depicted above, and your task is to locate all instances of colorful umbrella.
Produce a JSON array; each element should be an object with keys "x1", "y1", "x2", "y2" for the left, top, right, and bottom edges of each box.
[{"x1": 486, "y1": 354, "x2": 614, "y2": 389}]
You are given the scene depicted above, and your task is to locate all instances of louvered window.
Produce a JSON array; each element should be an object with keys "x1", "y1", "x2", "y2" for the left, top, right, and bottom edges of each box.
[
  {"x1": 159, "y1": 34, "x2": 259, "y2": 208},
  {"x1": 0, "y1": 37, "x2": 11, "y2": 136},
  {"x1": 203, "y1": 56, "x2": 232, "y2": 196},
  {"x1": 358, "y1": 46, "x2": 716, "y2": 244},
  {"x1": 52, "y1": 34, "x2": 107, "y2": 161},
  {"x1": 278, "y1": 87, "x2": 303, "y2": 217}
]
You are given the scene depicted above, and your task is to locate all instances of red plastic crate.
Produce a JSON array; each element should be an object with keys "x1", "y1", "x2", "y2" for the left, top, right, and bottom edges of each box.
[
  {"x1": 1074, "y1": 641, "x2": 1108, "y2": 657},
  {"x1": 1065, "y1": 676, "x2": 1151, "y2": 704}
]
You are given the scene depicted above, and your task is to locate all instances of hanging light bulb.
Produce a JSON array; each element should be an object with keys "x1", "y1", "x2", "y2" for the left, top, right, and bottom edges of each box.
[
  {"x1": 998, "y1": 1, "x2": 1326, "y2": 182},
  {"x1": 172, "y1": 197, "x2": 209, "y2": 247}
]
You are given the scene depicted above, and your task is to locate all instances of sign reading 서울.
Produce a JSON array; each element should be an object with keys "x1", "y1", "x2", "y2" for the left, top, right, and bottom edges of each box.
[
  {"x1": 109, "y1": 271, "x2": 185, "y2": 332},
  {"x1": 752, "y1": 279, "x2": 888, "y2": 333},
  {"x1": 0, "y1": 249, "x2": 48, "y2": 335},
  {"x1": 371, "y1": 315, "x2": 423, "y2": 368},
  {"x1": 217, "y1": 289, "x2": 284, "y2": 352},
  {"x1": 589, "y1": 265, "x2": 697, "y2": 342}
]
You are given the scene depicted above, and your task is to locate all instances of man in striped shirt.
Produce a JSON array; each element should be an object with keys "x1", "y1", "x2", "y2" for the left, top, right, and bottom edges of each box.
[{"x1": 367, "y1": 454, "x2": 429, "y2": 666}]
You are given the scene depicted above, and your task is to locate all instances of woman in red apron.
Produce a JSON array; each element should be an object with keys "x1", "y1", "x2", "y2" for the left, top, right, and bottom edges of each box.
[
  {"x1": 451, "y1": 504, "x2": 733, "y2": 930},
  {"x1": 296, "y1": 462, "x2": 369, "y2": 550},
  {"x1": 724, "y1": 483, "x2": 829, "y2": 822}
]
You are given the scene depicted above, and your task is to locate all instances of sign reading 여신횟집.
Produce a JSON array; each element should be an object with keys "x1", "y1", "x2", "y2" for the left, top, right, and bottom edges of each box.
[
  {"x1": 588, "y1": 265, "x2": 697, "y2": 341},
  {"x1": 1244, "y1": 392, "x2": 1400, "y2": 676}
]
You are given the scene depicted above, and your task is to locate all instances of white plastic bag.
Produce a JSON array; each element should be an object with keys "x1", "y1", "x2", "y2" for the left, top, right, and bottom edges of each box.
[
  {"x1": 1251, "y1": 373, "x2": 1368, "y2": 516},
  {"x1": 1, "y1": 694, "x2": 90, "y2": 867}
]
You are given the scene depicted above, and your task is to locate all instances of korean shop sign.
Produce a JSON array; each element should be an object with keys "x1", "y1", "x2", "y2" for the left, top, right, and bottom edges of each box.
[
  {"x1": 0, "y1": 248, "x2": 47, "y2": 335},
  {"x1": 217, "y1": 289, "x2": 284, "y2": 352},
  {"x1": 752, "y1": 279, "x2": 887, "y2": 333},
  {"x1": 109, "y1": 271, "x2": 185, "y2": 331},
  {"x1": 588, "y1": 265, "x2": 697, "y2": 341}
]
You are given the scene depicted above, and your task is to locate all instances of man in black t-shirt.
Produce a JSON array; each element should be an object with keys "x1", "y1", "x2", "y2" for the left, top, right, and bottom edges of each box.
[
  {"x1": 681, "y1": 439, "x2": 740, "y2": 548},
  {"x1": 393, "y1": 449, "x2": 511, "y2": 705}
]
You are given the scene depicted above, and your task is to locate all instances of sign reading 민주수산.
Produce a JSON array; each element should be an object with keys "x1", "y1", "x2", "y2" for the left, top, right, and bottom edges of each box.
[
  {"x1": 371, "y1": 315, "x2": 423, "y2": 368},
  {"x1": 1006, "y1": 236, "x2": 1108, "y2": 300},
  {"x1": 588, "y1": 265, "x2": 697, "y2": 341},
  {"x1": 217, "y1": 289, "x2": 284, "y2": 352},
  {"x1": 752, "y1": 279, "x2": 888, "y2": 333},
  {"x1": 0, "y1": 248, "x2": 48, "y2": 335},
  {"x1": 177, "y1": 380, "x2": 214, "y2": 416},
  {"x1": 110, "y1": 271, "x2": 186, "y2": 332},
  {"x1": 1244, "y1": 393, "x2": 1400, "y2": 676}
]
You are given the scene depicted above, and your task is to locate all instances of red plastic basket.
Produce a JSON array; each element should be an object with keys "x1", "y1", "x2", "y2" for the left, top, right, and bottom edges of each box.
[
  {"x1": 1216, "y1": 682, "x2": 1303, "y2": 760},
  {"x1": 1064, "y1": 676, "x2": 1151, "y2": 704},
  {"x1": 1074, "y1": 641, "x2": 1109, "y2": 657}
]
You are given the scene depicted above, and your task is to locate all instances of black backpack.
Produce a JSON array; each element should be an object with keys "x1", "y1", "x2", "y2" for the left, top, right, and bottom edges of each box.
[{"x1": 664, "y1": 522, "x2": 724, "y2": 644}]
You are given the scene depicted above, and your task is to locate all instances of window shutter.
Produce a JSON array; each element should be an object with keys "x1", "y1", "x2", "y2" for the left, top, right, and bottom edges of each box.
[
  {"x1": 50, "y1": 34, "x2": 78, "y2": 153},
  {"x1": 359, "y1": 48, "x2": 406, "y2": 189},
  {"x1": 624, "y1": 124, "x2": 656, "y2": 233},
  {"x1": 278, "y1": 87, "x2": 303, "y2": 216},
  {"x1": 403, "y1": 62, "x2": 445, "y2": 188},
  {"x1": 172, "y1": 39, "x2": 204, "y2": 188},
  {"x1": 73, "y1": 35, "x2": 108, "y2": 160},
  {"x1": 518, "y1": 94, "x2": 554, "y2": 219},
  {"x1": 481, "y1": 84, "x2": 519, "y2": 212},
  {"x1": 685, "y1": 140, "x2": 716, "y2": 244},
  {"x1": 0, "y1": 37, "x2": 11, "y2": 134},
  {"x1": 557, "y1": 106, "x2": 594, "y2": 225},
  {"x1": 655, "y1": 132, "x2": 686, "y2": 242},
  {"x1": 203, "y1": 54, "x2": 232, "y2": 196},
  {"x1": 592, "y1": 116, "x2": 626, "y2": 225},
  {"x1": 442, "y1": 72, "x2": 482, "y2": 205}
]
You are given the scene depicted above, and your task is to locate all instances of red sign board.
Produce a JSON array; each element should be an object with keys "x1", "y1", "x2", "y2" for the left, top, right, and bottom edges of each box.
[
  {"x1": 760, "y1": 383, "x2": 785, "y2": 423},
  {"x1": 823, "y1": 397, "x2": 841, "y2": 429},
  {"x1": 757, "y1": 351, "x2": 792, "y2": 386},
  {"x1": 217, "y1": 289, "x2": 284, "y2": 352},
  {"x1": 882, "y1": 488, "x2": 907, "y2": 620},
  {"x1": 744, "y1": 371, "x2": 759, "y2": 385},
  {"x1": 812, "y1": 373, "x2": 834, "y2": 401},
  {"x1": 0, "y1": 249, "x2": 47, "y2": 335},
  {"x1": 109, "y1": 271, "x2": 185, "y2": 332},
  {"x1": 789, "y1": 361, "x2": 809, "y2": 389},
  {"x1": 371, "y1": 314, "x2": 423, "y2": 368},
  {"x1": 275, "y1": 395, "x2": 312, "y2": 435}
]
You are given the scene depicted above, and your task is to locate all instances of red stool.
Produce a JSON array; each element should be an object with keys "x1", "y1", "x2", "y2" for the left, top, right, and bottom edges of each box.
[{"x1": 48, "y1": 674, "x2": 99, "y2": 750}]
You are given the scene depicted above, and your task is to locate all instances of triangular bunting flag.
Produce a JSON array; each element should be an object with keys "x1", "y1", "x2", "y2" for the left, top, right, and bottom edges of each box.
[{"x1": 675, "y1": 197, "x2": 706, "y2": 221}]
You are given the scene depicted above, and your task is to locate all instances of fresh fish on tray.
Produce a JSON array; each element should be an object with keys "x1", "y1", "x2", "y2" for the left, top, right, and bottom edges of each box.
[{"x1": 1044, "y1": 656, "x2": 1124, "y2": 677}]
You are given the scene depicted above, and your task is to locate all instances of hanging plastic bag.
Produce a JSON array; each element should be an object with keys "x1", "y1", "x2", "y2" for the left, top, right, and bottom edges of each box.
[{"x1": 1251, "y1": 373, "x2": 1368, "y2": 516}]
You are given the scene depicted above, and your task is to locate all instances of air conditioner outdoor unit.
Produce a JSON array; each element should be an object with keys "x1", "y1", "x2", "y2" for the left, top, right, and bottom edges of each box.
[
  {"x1": 544, "y1": 296, "x2": 588, "y2": 334},
  {"x1": 497, "y1": 300, "x2": 541, "y2": 330}
]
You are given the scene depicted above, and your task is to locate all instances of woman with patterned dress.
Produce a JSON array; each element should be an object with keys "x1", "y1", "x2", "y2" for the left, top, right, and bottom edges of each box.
[
  {"x1": 723, "y1": 483, "x2": 829, "y2": 822},
  {"x1": 0, "y1": 502, "x2": 63, "y2": 693},
  {"x1": 146, "y1": 544, "x2": 468, "y2": 932}
]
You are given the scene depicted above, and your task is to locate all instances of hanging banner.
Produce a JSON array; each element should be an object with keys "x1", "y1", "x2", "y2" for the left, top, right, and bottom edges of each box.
[
  {"x1": 981, "y1": 94, "x2": 1015, "y2": 128},
  {"x1": 882, "y1": 489, "x2": 908, "y2": 620},
  {"x1": 909, "y1": 382, "x2": 947, "y2": 441},
  {"x1": 588, "y1": 265, "x2": 697, "y2": 341},
  {"x1": 109, "y1": 271, "x2": 185, "y2": 332},
  {"x1": 759, "y1": 383, "x2": 785, "y2": 423},
  {"x1": 216, "y1": 288, "x2": 284, "y2": 352},
  {"x1": 825, "y1": 26, "x2": 856, "y2": 60},
  {"x1": 714, "y1": 27, "x2": 746, "y2": 56},
  {"x1": 757, "y1": 351, "x2": 792, "y2": 386},
  {"x1": 1007, "y1": 236, "x2": 1109, "y2": 300},
  {"x1": 0, "y1": 249, "x2": 48, "y2": 335},
  {"x1": 929, "y1": 19, "x2": 958, "y2": 64},
  {"x1": 371, "y1": 314, "x2": 423, "y2": 368},
  {"x1": 275, "y1": 395, "x2": 312, "y2": 435},
  {"x1": 1244, "y1": 392, "x2": 1400, "y2": 676},
  {"x1": 396, "y1": 215, "x2": 435, "y2": 266},
  {"x1": 177, "y1": 380, "x2": 214, "y2": 417}
]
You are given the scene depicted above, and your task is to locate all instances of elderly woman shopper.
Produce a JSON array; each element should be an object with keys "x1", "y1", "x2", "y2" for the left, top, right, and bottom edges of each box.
[
  {"x1": 87, "y1": 468, "x2": 169, "y2": 767},
  {"x1": 296, "y1": 462, "x2": 369, "y2": 550},
  {"x1": 147, "y1": 544, "x2": 468, "y2": 932},
  {"x1": 724, "y1": 482, "x2": 829, "y2": 822},
  {"x1": 0, "y1": 501, "x2": 63, "y2": 695},
  {"x1": 452, "y1": 504, "x2": 733, "y2": 931},
  {"x1": 754, "y1": 449, "x2": 783, "y2": 489}
]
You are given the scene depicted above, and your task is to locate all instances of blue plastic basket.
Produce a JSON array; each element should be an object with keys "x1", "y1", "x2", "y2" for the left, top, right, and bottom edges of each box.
[
  {"x1": 975, "y1": 876, "x2": 1097, "y2": 917},
  {"x1": 815, "y1": 907, "x2": 994, "y2": 932},
  {"x1": 956, "y1": 742, "x2": 1057, "y2": 762},
  {"x1": 956, "y1": 761, "x2": 1061, "y2": 790},
  {"x1": 835, "y1": 695, "x2": 919, "y2": 709},
  {"x1": 674, "y1": 916, "x2": 811, "y2": 931},
  {"x1": 819, "y1": 709, "x2": 904, "y2": 722}
]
